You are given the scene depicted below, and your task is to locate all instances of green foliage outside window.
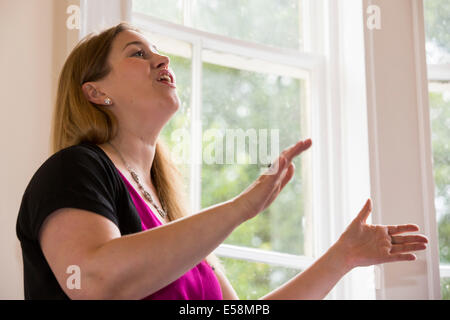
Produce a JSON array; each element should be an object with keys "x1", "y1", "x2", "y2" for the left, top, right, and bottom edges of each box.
[
  {"x1": 425, "y1": 0, "x2": 450, "y2": 300},
  {"x1": 428, "y1": 88, "x2": 450, "y2": 299}
]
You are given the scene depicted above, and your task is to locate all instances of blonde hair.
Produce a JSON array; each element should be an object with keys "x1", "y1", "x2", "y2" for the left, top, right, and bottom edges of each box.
[{"x1": 50, "y1": 22, "x2": 223, "y2": 273}]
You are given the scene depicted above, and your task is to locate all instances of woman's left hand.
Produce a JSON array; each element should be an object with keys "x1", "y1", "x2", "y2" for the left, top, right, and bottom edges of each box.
[{"x1": 336, "y1": 199, "x2": 429, "y2": 270}]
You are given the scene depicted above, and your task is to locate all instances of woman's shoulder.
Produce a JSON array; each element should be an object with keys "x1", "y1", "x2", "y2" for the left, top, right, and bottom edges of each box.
[
  {"x1": 17, "y1": 141, "x2": 129, "y2": 241},
  {"x1": 24, "y1": 141, "x2": 118, "y2": 199},
  {"x1": 37, "y1": 141, "x2": 110, "y2": 175},
  {"x1": 52, "y1": 141, "x2": 107, "y2": 164}
]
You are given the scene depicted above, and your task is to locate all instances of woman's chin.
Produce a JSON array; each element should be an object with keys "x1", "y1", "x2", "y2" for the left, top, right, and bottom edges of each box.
[{"x1": 169, "y1": 96, "x2": 181, "y2": 112}]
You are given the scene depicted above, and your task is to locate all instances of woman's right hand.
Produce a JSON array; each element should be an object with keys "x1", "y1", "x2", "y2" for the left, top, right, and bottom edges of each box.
[{"x1": 233, "y1": 138, "x2": 312, "y2": 221}]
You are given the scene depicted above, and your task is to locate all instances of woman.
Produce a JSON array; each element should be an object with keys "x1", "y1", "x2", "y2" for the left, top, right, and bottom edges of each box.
[{"x1": 16, "y1": 22, "x2": 428, "y2": 300}]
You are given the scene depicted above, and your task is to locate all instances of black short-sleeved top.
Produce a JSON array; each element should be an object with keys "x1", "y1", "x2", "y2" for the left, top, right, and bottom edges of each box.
[{"x1": 16, "y1": 141, "x2": 143, "y2": 299}]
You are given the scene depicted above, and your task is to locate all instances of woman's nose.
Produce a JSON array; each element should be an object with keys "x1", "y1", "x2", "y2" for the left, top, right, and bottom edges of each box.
[{"x1": 152, "y1": 54, "x2": 170, "y2": 70}]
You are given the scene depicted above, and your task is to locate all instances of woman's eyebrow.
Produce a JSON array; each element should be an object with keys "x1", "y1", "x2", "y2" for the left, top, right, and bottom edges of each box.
[{"x1": 122, "y1": 40, "x2": 159, "y2": 52}]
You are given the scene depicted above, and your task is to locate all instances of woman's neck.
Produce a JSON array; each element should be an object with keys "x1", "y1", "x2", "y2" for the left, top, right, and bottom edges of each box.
[{"x1": 106, "y1": 131, "x2": 158, "y2": 186}]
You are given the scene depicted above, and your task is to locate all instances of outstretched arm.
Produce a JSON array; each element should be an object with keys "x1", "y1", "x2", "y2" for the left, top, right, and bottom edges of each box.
[
  {"x1": 259, "y1": 199, "x2": 428, "y2": 300},
  {"x1": 40, "y1": 139, "x2": 312, "y2": 300}
]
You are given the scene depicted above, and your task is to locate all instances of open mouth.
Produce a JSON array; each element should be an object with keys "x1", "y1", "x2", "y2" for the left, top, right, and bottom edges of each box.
[{"x1": 156, "y1": 70, "x2": 176, "y2": 88}]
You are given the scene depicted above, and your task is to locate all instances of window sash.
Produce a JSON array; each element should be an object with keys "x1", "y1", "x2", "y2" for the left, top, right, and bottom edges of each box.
[
  {"x1": 441, "y1": 265, "x2": 450, "y2": 278},
  {"x1": 428, "y1": 64, "x2": 450, "y2": 81},
  {"x1": 131, "y1": 10, "x2": 323, "y2": 266},
  {"x1": 425, "y1": 10, "x2": 450, "y2": 287},
  {"x1": 215, "y1": 244, "x2": 314, "y2": 270},
  {"x1": 132, "y1": 12, "x2": 322, "y2": 69}
]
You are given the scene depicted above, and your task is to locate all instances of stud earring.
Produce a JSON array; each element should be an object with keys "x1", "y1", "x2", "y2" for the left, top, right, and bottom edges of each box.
[{"x1": 104, "y1": 97, "x2": 112, "y2": 105}]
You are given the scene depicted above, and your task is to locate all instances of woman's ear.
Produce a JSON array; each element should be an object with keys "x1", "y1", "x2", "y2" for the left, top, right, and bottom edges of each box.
[{"x1": 81, "y1": 82, "x2": 110, "y2": 106}]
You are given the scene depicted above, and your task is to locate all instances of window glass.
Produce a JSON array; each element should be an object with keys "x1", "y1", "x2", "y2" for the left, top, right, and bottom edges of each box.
[
  {"x1": 220, "y1": 257, "x2": 300, "y2": 299},
  {"x1": 192, "y1": 0, "x2": 303, "y2": 50},
  {"x1": 133, "y1": 0, "x2": 184, "y2": 24},
  {"x1": 424, "y1": 0, "x2": 450, "y2": 64},
  {"x1": 193, "y1": 0, "x2": 302, "y2": 49},
  {"x1": 442, "y1": 278, "x2": 450, "y2": 300},
  {"x1": 428, "y1": 81, "x2": 450, "y2": 299},
  {"x1": 201, "y1": 50, "x2": 311, "y2": 256},
  {"x1": 133, "y1": 0, "x2": 304, "y2": 50}
]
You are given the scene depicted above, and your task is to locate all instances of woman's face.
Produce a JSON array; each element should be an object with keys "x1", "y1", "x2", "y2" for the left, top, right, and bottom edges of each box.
[{"x1": 84, "y1": 30, "x2": 180, "y2": 133}]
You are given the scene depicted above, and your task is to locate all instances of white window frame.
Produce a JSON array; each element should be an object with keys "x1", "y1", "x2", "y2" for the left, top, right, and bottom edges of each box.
[
  {"x1": 80, "y1": 0, "x2": 375, "y2": 299},
  {"x1": 427, "y1": 33, "x2": 450, "y2": 283},
  {"x1": 129, "y1": 1, "x2": 324, "y2": 275}
]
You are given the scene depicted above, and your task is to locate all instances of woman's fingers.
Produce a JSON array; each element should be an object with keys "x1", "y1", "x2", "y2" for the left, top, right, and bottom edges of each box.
[
  {"x1": 391, "y1": 235, "x2": 428, "y2": 245},
  {"x1": 283, "y1": 139, "x2": 312, "y2": 162},
  {"x1": 263, "y1": 138, "x2": 311, "y2": 177},
  {"x1": 390, "y1": 243, "x2": 427, "y2": 254},
  {"x1": 279, "y1": 162, "x2": 295, "y2": 187},
  {"x1": 242, "y1": 138, "x2": 310, "y2": 217},
  {"x1": 384, "y1": 253, "x2": 417, "y2": 263},
  {"x1": 257, "y1": 162, "x2": 296, "y2": 212},
  {"x1": 355, "y1": 199, "x2": 372, "y2": 223},
  {"x1": 263, "y1": 155, "x2": 288, "y2": 176},
  {"x1": 387, "y1": 225, "x2": 427, "y2": 257},
  {"x1": 388, "y1": 224, "x2": 420, "y2": 235},
  {"x1": 389, "y1": 234, "x2": 428, "y2": 254},
  {"x1": 268, "y1": 163, "x2": 295, "y2": 199}
]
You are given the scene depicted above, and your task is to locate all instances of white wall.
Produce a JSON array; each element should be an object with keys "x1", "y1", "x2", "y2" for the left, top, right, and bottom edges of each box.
[{"x1": 0, "y1": 0, "x2": 78, "y2": 299}]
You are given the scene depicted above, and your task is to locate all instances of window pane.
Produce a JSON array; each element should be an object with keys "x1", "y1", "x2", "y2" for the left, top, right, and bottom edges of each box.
[
  {"x1": 220, "y1": 257, "x2": 300, "y2": 299},
  {"x1": 133, "y1": 0, "x2": 184, "y2": 24},
  {"x1": 429, "y1": 82, "x2": 450, "y2": 265},
  {"x1": 192, "y1": 0, "x2": 303, "y2": 50},
  {"x1": 429, "y1": 82, "x2": 450, "y2": 300},
  {"x1": 201, "y1": 51, "x2": 311, "y2": 256},
  {"x1": 424, "y1": 0, "x2": 450, "y2": 64},
  {"x1": 442, "y1": 277, "x2": 450, "y2": 299}
]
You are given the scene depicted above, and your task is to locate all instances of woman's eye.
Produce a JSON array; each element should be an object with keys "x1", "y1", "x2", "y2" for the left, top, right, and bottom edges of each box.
[{"x1": 133, "y1": 50, "x2": 146, "y2": 58}]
